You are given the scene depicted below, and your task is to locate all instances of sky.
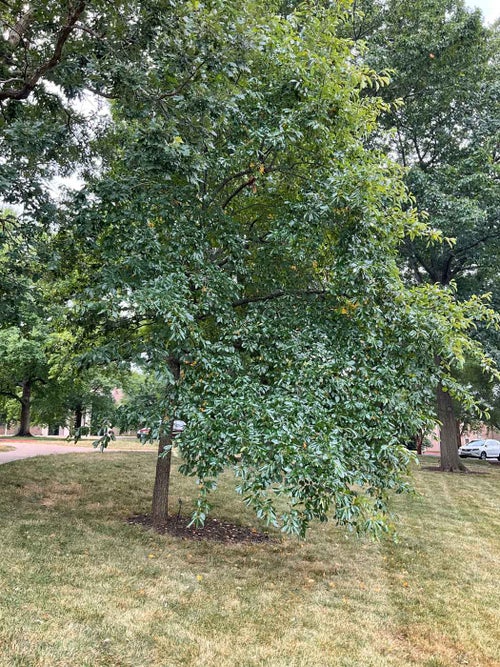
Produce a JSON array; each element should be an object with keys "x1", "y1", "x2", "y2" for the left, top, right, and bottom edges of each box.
[{"x1": 465, "y1": 0, "x2": 499, "y2": 23}]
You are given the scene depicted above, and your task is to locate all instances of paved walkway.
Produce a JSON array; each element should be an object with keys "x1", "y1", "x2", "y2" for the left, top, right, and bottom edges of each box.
[{"x1": 0, "y1": 439, "x2": 97, "y2": 465}]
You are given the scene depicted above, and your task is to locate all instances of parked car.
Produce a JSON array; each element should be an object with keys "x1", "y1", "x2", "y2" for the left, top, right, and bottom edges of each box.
[
  {"x1": 136, "y1": 427, "x2": 151, "y2": 439},
  {"x1": 458, "y1": 439, "x2": 500, "y2": 460}
]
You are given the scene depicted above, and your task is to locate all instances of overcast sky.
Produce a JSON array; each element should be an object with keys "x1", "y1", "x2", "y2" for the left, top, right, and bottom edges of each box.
[{"x1": 465, "y1": 0, "x2": 499, "y2": 23}]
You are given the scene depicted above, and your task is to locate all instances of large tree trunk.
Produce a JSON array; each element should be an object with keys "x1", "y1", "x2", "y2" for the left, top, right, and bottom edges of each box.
[
  {"x1": 151, "y1": 359, "x2": 181, "y2": 531},
  {"x1": 436, "y1": 382, "x2": 467, "y2": 472},
  {"x1": 16, "y1": 380, "x2": 32, "y2": 437}
]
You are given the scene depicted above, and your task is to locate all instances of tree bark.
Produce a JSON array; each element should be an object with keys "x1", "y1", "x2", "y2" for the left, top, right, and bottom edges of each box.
[
  {"x1": 151, "y1": 432, "x2": 173, "y2": 531},
  {"x1": 436, "y1": 382, "x2": 467, "y2": 472},
  {"x1": 74, "y1": 403, "x2": 83, "y2": 430},
  {"x1": 7, "y1": 9, "x2": 33, "y2": 48},
  {"x1": 455, "y1": 418, "x2": 462, "y2": 450},
  {"x1": 415, "y1": 430, "x2": 423, "y2": 455},
  {"x1": 16, "y1": 380, "x2": 32, "y2": 437},
  {"x1": 151, "y1": 358, "x2": 181, "y2": 531}
]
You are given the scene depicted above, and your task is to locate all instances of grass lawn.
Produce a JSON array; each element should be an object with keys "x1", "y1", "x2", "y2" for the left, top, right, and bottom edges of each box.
[{"x1": 0, "y1": 453, "x2": 498, "y2": 667}]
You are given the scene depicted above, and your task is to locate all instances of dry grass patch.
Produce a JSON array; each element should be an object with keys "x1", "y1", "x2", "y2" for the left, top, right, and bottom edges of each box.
[
  {"x1": 68, "y1": 436, "x2": 158, "y2": 451},
  {"x1": 0, "y1": 453, "x2": 498, "y2": 666},
  {"x1": 17, "y1": 481, "x2": 84, "y2": 508},
  {"x1": 0, "y1": 445, "x2": 15, "y2": 452},
  {"x1": 0, "y1": 435, "x2": 158, "y2": 451}
]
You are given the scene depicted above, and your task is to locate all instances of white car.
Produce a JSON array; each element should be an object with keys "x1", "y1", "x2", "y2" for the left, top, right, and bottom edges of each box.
[{"x1": 458, "y1": 439, "x2": 500, "y2": 460}]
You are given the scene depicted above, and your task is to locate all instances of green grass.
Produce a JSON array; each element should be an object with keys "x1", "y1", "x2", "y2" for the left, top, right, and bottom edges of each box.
[{"x1": 0, "y1": 453, "x2": 498, "y2": 667}]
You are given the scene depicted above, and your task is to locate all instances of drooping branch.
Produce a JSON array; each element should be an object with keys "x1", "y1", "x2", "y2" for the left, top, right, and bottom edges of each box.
[
  {"x1": 194, "y1": 288, "x2": 328, "y2": 323},
  {"x1": 232, "y1": 288, "x2": 327, "y2": 308},
  {"x1": 232, "y1": 289, "x2": 286, "y2": 307},
  {"x1": 0, "y1": 2, "x2": 87, "y2": 101}
]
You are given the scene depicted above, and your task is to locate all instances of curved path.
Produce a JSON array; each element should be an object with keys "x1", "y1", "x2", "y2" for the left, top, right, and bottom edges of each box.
[{"x1": 0, "y1": 439, "x2": 97, "y2": 465}]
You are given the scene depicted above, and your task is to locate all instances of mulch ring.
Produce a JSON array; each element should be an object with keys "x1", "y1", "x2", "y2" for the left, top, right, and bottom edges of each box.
[{"x1": 127, "y1": 514, "x2": 274, "y2": 543}]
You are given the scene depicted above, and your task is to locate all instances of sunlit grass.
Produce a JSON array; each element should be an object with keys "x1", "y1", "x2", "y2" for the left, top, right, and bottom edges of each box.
[
  {"x1": 0, "y1": 435, "x2": 156, "y2": 451},
  {"x1": 0, "y1": 453, "x2": 498, "y2": 666}
]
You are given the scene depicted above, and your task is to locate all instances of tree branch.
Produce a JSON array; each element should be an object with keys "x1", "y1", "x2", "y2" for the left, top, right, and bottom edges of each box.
[
  {"x1": 7, "y1": 9, "x2": 33, "y2": 48},
  {"x1": 454, "y1": 232, "x2": 499, "y2": 258},
  {"x1": 222, "y1": 176, "x2": 256, "y2": 209},
  {"x1": 0, "y1": 2, "x2": 87, "y2": 101},
  {"x1": 84, "y1": 85, "x2": 117, "y2": 100},
  {"x1": 211, "y1": 168, "x2": 254, "y2": 202},
  {"x1": 442, "y1": 253, "x2": 454, "y2": 286},
  {"x1": 157, "y1": 60, "x2": 206, "y2": 100},
  {"x1": 408, "y1": 244, "x2": 440, "y2": 283},
  {"x1": 0, "y1": 390, "x2": 22, "y2": 403},
  {"x1": 232, "y1": 288, "x2": 327, "y2": 308}
]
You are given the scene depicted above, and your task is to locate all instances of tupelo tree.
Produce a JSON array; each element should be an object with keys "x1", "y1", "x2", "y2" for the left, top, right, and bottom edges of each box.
[
  {"x1": 4, "y1": 1, "x2": 497, "y2": 531},
  {"x1": 55, "y1": 0, "x2": 497, "y2": 534}
]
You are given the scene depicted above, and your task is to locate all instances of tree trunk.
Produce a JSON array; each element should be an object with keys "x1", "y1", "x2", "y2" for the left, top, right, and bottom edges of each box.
[
  {"x1": 455, "y1": 418, "x2": 462, "y2": 449},
  {"x1": 436, "y1": 382, "x2": 467, "y2": 472},
  {"x1": 16, "y1": 380, "x2": 32, "y2": 437},
  {"x1": 415, "y1": 430, "x2": 423, "y2": 455},
  {"x1": 151, "y1": 358, "x2": 181, "y2": 531},
  {"x1": 151, "y1": 431, "x2": 173, "y2": 531},
  {"x1": 74, "y1": 403, "x2": 83, "y2": 430}
]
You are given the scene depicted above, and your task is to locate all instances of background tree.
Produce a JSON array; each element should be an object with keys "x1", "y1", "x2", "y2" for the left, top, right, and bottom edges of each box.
[
  {"x1": 0, "y1": 209, "x2": 55, "y2": 436},
  {"x1": 30, "y1": 368, "x2": 119, "y2": 434},
  {"x1": 115, "y1": 372, "x2": 166, "y2": 439},
  {"x1": 0, "y1": 325, "x2": 49, "y2": 435},
  {"x1": 0, "y1": 211, "x2": 34, "y2": 326},
  {"x1": 345, "y1": 0, "x2": 500, "y2": 470},
  {"x1": 452, "y1": 357, "x2": 500, "y2": 434}
]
